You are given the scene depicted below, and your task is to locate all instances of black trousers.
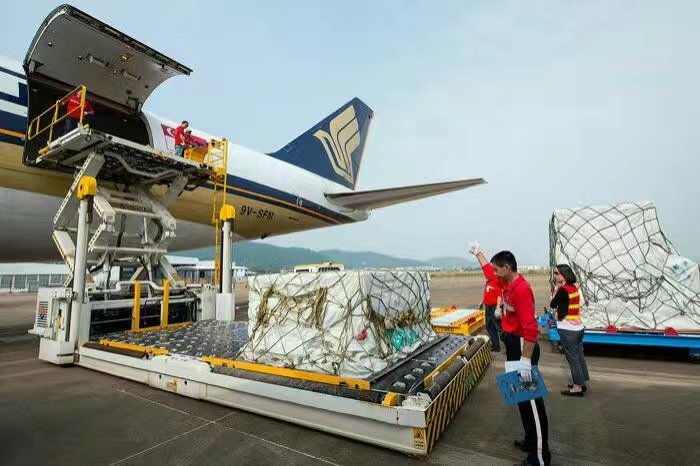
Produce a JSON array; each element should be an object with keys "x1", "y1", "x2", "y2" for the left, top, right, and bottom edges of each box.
[
  {"x1": 485, "y1": 305, "x2": 501, "y2": 351},
  {"x1": 64, "y1": 117, "x2": 79, "y2": 135},
  {"x1": 503, "y1": 332, "x2": 551, "y2": 465},
  {"x1": 64, "y1": 116, "x2": 91, "y2": 136}
]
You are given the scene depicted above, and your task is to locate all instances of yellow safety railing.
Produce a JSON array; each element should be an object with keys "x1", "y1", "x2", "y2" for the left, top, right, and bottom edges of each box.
[
  {"x1": 129, "y1": 279, "x2": 190, "y2": 333},
  {"x1": 183, "y1": 138, "x2": 229, "y2": 286},
  {"x1": 131, "y1": 281, "x2": 141, "y2": 332},
  {"x1": 209, "y1": 140, "x2": 229, "y2": 286},
  {"x1": 27, "y1": 85, "x2": 88, "y2": 148}
]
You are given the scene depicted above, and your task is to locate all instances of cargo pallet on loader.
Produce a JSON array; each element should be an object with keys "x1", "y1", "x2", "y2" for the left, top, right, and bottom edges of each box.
[{"x1": 27, "y1": 83, "x2": 492, "y2": 456}]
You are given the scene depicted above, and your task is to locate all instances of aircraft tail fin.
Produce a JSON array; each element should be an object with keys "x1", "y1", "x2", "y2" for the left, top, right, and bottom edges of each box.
[{"x1": 269, "y1": 97, "x2": 373, "y2": 189}]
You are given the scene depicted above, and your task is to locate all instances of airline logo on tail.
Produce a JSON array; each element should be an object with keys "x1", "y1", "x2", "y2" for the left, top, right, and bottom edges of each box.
[{"x1": 313, "y1": 105, "x2": 360, "y2": 184}]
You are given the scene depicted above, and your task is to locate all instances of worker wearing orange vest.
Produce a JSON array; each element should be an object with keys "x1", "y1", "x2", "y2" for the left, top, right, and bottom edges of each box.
[
  {"x1": 64, "y1": 90, "x2": 94, "y2": 135},
  {"x1": 550, "y1": 264, "x2": 590, "y2": 396}
]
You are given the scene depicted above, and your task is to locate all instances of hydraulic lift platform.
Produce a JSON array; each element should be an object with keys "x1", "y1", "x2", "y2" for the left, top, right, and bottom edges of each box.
[
  {"x1": 79, "y1": 321, "x2": 492, "y2": 455},
  {"x1": 27, "y1": 85, "x2": 492, "y2": 456},
  {"x1": 35, "y1": 124, "x2": 217, "y2": 189}
]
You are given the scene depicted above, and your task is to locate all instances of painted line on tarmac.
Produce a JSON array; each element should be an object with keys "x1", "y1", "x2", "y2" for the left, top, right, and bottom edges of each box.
[
  {"x1": 110, "y1": 403, "x2": 236, "y2": 464},
  {"x1": 1, "y1": 367, "x2": 55, "y2": 379},
  {"x1": 114, "y1": 387, "x2": 215, "y2": 423},
  {"x1": 110, "y1": 422, "x2": 211, "y2": 464},
  {"x1": 214, "y1": 422, "x2": 341, "y2": 465},
  {"x1": 112, "y1": 387, "x2": 339, "y2": 465}
]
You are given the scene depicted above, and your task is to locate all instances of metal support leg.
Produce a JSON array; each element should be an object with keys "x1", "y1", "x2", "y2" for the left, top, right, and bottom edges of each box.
[
  {"x1": 216, "y1": 205, "x2": 236, "y2": 321},
  {"x1": 68, "y1": 176, "x2": 96, "y2": 347},
  {"x1": 221, "y1": 219, "x2": 233, "y2": 294}
]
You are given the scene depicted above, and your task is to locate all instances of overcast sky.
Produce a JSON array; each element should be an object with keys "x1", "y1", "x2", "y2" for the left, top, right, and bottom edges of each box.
[{"x1": 3, "y1": 1, "x2": 698, "y2": 265}]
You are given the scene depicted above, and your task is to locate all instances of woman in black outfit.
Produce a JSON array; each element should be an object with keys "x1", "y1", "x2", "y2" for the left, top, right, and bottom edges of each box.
[{"x1": 550, "y1": 264, "x2": 589, "y2": 397}]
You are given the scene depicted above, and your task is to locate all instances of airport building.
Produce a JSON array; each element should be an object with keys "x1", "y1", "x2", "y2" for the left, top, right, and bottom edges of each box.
[
  {"x1": 0, "y1": 263, "x2": 70, "y2": 292},
  {"x1": 0, "y1": 257, "x2": 249, "y2": 293}
]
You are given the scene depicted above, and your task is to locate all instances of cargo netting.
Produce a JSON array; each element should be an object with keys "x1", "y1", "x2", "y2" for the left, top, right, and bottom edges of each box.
[
  {"x1": 550, "y1": 201, "x2": 700, "y2": 331},
  {"x1": 241, "y1": 270, "x2": 437, "y2": 378}
]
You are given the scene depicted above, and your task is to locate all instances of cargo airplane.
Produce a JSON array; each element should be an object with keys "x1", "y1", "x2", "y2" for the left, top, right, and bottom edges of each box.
[{"x1": 0, "y1": 5, "x2": 484, "y2": 262}]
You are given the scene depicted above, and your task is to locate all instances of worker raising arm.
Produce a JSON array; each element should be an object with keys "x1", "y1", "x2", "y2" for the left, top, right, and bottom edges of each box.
[
  {"x1": 469, "y1": 241, "x2": 551, "y2": 466},
  {"x1": 470, "y1": 242, "x2": 539, "y2": 362}
]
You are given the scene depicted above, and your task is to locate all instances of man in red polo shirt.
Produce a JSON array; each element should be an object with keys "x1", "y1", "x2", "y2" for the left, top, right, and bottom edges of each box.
[
  {"x1": 174, "y1": 120, "x2": 189, "y2": 157},
  {"x1": 64, "y1": 90, "x2": 94, "y2": 135},
  {"x1": 470, "y1": 242, "x2": 551, "y2": 466}
]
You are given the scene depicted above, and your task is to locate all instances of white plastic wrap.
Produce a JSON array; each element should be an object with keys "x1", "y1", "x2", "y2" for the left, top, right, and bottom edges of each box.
[
  {"x1": 241, "y1": 270, "x2": 437, "y2": 378},
  {"x1": 550, "y1": 201, "x2": 700, "y2": 331}
]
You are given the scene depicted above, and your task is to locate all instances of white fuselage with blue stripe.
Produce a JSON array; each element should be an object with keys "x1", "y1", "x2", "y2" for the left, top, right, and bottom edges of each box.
[{"x1": 0, "y1": 55, "x2": 368, "y2": 261}]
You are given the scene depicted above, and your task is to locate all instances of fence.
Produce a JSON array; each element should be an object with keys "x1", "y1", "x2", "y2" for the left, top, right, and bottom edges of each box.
[{"x1": 0, "y1": 274, "x2": 69, "y2": 293}]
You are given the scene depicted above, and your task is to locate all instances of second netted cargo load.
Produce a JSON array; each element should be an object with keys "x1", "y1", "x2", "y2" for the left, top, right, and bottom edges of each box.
[
  {"x1": 240, "y1": 270, "x2": 437, "y2": 378},
  {"x1": 550, "y1": 201, "x2": 700, "y2": 331}
]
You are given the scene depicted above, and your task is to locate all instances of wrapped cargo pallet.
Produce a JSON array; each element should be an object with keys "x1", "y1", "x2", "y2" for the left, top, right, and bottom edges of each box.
[
  {"x1": 241, "y1": 270, "x2": 437, "y2": 378},
  {"x1": 550, "y1": 201, "x2": 700, "y2": 331}
]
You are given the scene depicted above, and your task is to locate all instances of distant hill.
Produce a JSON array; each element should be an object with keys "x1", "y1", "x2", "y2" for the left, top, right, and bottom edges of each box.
[
  {"x1": 179, "y1": 242, "x2": 476, "y2": 272},
  {"x1": 318, "y1": 249, "x2": 427, "y2": 269}
]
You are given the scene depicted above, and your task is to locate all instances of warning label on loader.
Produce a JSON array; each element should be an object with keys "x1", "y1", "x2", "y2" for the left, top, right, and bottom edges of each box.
[{"x1": 413, "y1": 428, "x2": 426, "y2": 450}]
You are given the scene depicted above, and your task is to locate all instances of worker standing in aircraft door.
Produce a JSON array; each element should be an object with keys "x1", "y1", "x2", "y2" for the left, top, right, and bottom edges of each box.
[
  {"x1": 64, "y1": 90, "x2": 94, "y2": 135},
  {"x1": 174, "y1": 120, "x2": 189, "y2": 157},
  {"x1": 470, "y1": 242, "x2": 551, "y2": 466}
]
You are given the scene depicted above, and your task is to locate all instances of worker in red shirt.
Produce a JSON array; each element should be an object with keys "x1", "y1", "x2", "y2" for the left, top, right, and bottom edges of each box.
[
  {"x1": 470, "y1": 242, "x2": 551, "y2": 466},
  {"x1": 64, "y1": 90, "x2": 94, "y2": 135},
  {"x1": 481, "y1": 267, "x2": 503, "y2": 352},
  {"x1": 174, "y1": 120, "x2": 189, "y2": 157}
]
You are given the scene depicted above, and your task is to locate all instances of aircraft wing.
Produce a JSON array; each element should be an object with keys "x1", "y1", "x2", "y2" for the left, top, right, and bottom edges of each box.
[{"x1": 325, "y1": 178, "x2": 486, "y2": 211}]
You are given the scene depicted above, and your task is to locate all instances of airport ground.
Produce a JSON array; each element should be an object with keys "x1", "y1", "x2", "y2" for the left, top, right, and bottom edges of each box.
[{"x1": 1, "y1": 274, "x2": 699, "y2": 465}]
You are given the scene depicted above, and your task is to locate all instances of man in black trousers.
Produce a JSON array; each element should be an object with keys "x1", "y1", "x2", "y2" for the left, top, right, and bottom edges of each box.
[{"x1": 470, "y1": 243, "x2": 551, "y2": 465}]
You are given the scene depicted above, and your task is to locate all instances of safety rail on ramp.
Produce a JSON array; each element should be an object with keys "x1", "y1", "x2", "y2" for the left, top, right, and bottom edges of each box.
[{"x1": 27, "y1": 85, "x2": 88, "y2": 152}]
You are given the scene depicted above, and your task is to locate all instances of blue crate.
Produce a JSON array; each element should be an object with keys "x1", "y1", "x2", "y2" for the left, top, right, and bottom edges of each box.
[{"x1": 496, "y1": 367, "x2": 548, "y2": 405}]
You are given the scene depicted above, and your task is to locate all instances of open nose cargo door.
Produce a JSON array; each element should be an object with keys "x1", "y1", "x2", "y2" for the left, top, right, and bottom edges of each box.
[{"x1": 22, "y1": 4, "x2": 192, "y2": 163}]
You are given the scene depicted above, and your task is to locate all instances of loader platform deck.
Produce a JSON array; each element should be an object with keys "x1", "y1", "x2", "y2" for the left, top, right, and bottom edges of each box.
[
  {"x1": 79, "y1": 321, "x2": 492, "y2": 455},
  {"x1": 34, "y1": 126, "x2": 216, "y2": 189}
]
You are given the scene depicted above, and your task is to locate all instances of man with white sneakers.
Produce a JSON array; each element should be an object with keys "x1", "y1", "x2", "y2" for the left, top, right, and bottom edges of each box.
[{"x1": 470, "y1": 242, "x2": 551, "y2": 466}]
